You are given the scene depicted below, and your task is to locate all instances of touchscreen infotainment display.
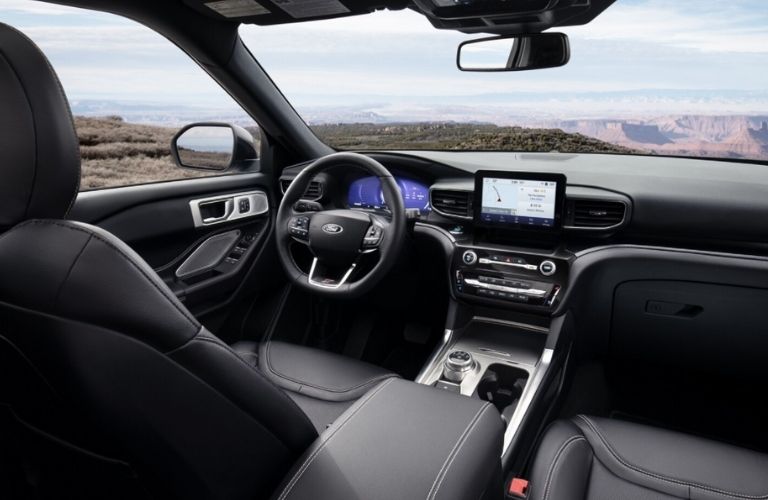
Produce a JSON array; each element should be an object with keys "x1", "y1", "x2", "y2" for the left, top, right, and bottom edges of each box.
[{"x1": 474, "y1": 171, "x2": 566, "y2": 231}]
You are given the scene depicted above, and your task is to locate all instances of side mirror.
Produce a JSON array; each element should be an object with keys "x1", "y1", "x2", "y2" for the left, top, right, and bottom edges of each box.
[
  {"x1": 171, "y1": 123, "x2": 258, "y2": 171},
  {"x1": 457, "y1": 33, "x2": 570, "y2": 72}
]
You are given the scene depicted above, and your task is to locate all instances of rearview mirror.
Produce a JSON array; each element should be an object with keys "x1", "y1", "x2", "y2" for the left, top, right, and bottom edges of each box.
[
  {"x1": 457, "y1": 33, "x2": 570, "y2": 72},
  {"x1": 171, "y1": 123, "x2": 258, "y2": 171}
]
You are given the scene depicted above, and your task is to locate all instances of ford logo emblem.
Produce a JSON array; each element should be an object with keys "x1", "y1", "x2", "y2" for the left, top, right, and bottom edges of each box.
[{"x1": 322, "y1": 223, "x2": 344, "y2": 234}]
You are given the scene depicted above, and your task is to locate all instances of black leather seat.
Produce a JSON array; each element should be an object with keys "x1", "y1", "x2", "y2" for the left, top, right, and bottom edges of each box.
[
  {"x1": 525, "y1": 415, "x2": 768, "y2": 500},
  {"x1": 0, "y1": 22, "x2": 395, "y2": 499},
  {"x1": 233, "y1": 340, "x2": 398, "y2": 431}
]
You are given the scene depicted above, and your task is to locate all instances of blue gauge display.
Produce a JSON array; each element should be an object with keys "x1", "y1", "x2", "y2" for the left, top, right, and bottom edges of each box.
[{"x1": 348, "y1": 176, "x2": 431, "y2": 213}]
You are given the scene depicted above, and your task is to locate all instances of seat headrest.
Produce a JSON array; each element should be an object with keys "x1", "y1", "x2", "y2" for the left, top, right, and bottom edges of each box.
[{"x1": 0, "y1": 23, "x2": 80, "y2": 232}]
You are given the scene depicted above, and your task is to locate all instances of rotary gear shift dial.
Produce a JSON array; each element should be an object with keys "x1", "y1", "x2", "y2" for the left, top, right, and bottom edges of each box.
[{"x1": 442, "y1": 350, "x2": 474, "y2": 382}]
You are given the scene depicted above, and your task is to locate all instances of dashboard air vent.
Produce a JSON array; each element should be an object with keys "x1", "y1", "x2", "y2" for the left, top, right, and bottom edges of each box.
[
  {"x1": 280, "y1": 178, "x2": 323, "y2": 200},
  {"x1": 431, "y1": 189, "x2": 472, "y2": 219},
  {"x1": 570, "y1": 199, "x2": 626, "y2": 228}
]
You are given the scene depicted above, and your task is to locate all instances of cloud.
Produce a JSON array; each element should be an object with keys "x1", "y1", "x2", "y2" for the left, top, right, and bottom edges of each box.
[
  {"x1": 0, "y1": 0, "x2": 84, "y2": 16},
  {"x1": 568, "y1": 0, "x2": 768, "y2": 54},
  {"x1": 1, "y1": 0, "x2": 766, "y2": 114}
]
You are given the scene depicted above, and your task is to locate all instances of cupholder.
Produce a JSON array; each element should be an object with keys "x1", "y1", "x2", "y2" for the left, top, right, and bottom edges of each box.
[{"x1": 475, "y1": 364, "x2": 529, "y2": 424}]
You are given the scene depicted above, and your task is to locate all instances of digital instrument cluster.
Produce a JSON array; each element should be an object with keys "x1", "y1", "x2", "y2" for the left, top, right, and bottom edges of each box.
[{"x1": 348, "y1": 176, "x2": 431, "y2": 213}]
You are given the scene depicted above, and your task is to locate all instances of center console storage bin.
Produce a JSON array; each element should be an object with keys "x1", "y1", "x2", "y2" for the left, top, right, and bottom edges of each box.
[{"x1": 273, "y1": 378, "x2": 503, "y2": 500}]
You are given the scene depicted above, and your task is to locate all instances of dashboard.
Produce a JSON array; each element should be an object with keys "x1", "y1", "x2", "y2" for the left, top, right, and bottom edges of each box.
[
  {"x1": 348, "y1": 176, "x2": 431, "y2": 214},
  {"x1": 281, "y1": 150, "x2": 768, "y2": 252},
  {"x1": 280, "y1": 150, "x2": 768, "y2": 315}
]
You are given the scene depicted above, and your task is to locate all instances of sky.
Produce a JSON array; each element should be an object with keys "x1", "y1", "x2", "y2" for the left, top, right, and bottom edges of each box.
[{"x1": 1, "y1": 0, "x2": 767, "y2": 120}]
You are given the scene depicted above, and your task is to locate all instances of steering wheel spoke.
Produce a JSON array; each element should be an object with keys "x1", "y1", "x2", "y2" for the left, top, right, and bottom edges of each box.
[{"x1": 308, "y1": 257, "x2": 358, "y2": 289}]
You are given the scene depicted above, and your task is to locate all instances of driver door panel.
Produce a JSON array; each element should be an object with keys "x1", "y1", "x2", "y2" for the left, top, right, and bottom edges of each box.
[{"x1": 69, "y1": 173, "x2": 278, "y2": 320}]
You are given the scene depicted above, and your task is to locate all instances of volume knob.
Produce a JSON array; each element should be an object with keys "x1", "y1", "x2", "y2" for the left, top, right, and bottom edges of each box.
[
  {"x1": 539, "y1": 260, "x2": 557, "y2": 276},
  {"x1": 462, "y1": 250, "x2": 478, "y2": 265}
]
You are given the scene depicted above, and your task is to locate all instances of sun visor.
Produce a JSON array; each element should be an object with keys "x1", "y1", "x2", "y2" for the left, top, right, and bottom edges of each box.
[{"x1": 182, "y1": 0, "x2": 408, "y2": 25}]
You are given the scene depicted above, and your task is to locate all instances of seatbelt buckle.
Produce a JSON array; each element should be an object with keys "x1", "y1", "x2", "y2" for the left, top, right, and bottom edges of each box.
[{"x1": 507, "y1": 477, "x2": 529, "y2": 498}]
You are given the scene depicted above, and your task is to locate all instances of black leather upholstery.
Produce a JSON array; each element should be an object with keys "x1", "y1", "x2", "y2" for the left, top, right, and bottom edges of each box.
[
  {"x1": 0, "y1": 23, "x2": 80, "y2": 232},
  {"x1": 233, "y1": 340, "x2": 399, "y2": 430},
  {"x1": 273, "y1": 378, "x2": 504, "y2": 500},
  {"x1": 0, "y1": 219, "x2": 319, "y2": 498},
  {"x1": 0, "y1": 22, "x2": 322, "y2": 499},
  {"x1": 527, "y1": 415, "x2": 768, "y2": 500}
]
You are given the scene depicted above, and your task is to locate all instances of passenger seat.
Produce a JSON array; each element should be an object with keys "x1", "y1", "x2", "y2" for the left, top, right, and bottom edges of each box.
[{"x1": 523, "y1": 415, "x2": 768, "y2": 500}]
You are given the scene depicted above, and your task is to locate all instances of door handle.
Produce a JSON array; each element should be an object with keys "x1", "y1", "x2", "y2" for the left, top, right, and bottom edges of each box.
[
  {"x1": 201, "y1": 199, "x2": 234, "y2": 224},
  {"x1": 189, "y1": 191, "x2": 268, "y2": 227}
]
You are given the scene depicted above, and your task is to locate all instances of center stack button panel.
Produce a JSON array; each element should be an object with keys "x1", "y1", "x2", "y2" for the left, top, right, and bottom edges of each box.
[{"x1": 453, "y1": 246, "x2": 569, "y2": 310}]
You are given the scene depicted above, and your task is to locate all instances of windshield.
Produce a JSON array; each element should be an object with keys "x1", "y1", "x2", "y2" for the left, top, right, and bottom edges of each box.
[{"x1": 241, "y1": 1, "x2": 768, "y2": 161}]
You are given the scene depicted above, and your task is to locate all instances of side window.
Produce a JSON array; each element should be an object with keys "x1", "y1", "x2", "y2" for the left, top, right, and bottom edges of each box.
[{"x1": 5, "y1": 2, "x2": 260, "y2": 190}]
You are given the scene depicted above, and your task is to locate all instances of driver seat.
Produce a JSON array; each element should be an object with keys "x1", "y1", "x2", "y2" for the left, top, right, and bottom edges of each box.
[{"x1": 0, "y1": 22, "x2": 396, "y2": 499}]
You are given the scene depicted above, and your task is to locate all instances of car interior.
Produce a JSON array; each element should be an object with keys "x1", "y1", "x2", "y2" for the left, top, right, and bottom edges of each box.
[{"x1": 1, "y1": 0, "x2": 768, "y2": 499}]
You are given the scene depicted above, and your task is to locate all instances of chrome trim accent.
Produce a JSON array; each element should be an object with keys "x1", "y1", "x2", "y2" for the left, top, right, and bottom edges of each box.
[
  {"x1": 429, "y1": 187, "x2": 473, "y2": 221},
  {"x1": 546, "y1": 285, "x2": 562, "y2": 307},
  {"x1": 477, "y1": 347, "x2": 512, "y2": 358},
  {"x1": 189, "y1": 190, "x2": 268, "y2": 228},
  {"x1": 464, "y1": 278, "x2": 547, "y2": 296},
  {"x1": 443, "y1": 351, "x2": 475, "y2": 382},
  {"x1": 502, "y1": 348, "x2": 553, "y2": 464},
  {"x1": 563, "y1": 198, "x2": 629, "y2": 232},
  {"x1": 472, "y1": 316, "x2": 549, "y2": 334},
  {"x1": 321, "y1": 223, "x2": 344, "y2": 234},
  {"x1": 462, "y1": 250, "x2": 478, "y2": 265},
  {"x1": 539, "y1": 259, "x2": 557, "y2": 276},
  {"x1": 478, "y1": 257, "x2": 538, "y2": 271},
  {"x1": 307, "y1": 258, "x2": 356, "y2": 289},
  {"x1": 415, "y1": 329, "x2": 455, "y2": 384}
]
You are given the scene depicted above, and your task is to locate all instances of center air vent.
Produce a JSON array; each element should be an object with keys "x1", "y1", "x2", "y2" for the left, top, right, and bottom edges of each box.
[
  {"x1": 431, "y1": 189, "x2": 472, "y2": 219},
  {"x1": 280, "y1": 178, "x2": 323, "y2": 200},
  {"x1": 567, "y1": 199, "x2": 627, "y2": 229}
]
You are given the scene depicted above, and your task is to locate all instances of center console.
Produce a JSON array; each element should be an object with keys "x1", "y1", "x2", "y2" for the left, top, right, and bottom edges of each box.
[{"x1": 417, "y1": 170, "x2": 570, "y2": 469}]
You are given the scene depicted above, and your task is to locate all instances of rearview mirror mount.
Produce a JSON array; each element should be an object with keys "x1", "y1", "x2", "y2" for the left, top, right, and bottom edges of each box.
[
  {"x1": 457, "y1": 33, "x2": 570, "y2": 72},
  {"x1": 171, "y1": 123, "x2": 259, "y2": 172}
]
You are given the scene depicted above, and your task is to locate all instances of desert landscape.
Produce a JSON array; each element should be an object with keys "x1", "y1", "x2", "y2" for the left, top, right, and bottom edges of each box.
[
  {"x1": 74, "y1": 115, "x2": 638, "y2": 190},
  {"x1": 74, "y1": 112, "x2": 768, "y2": 190}
]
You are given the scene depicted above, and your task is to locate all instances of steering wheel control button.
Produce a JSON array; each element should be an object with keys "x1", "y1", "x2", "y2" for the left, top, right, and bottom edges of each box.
[
  {"x1": 443, "y1": 350, "x2": 475, "y2": 382},
  {"x1": 539, "y1": 260, "x2": 557, "y2": 276},
  {"x1": 289, "y1": 216, "x2": 310, "y2": 240},
  {"x1": 462, "y1": 250, "x2": 478, "y2": 265},
  {"x1": 362, "y1": 224, "x2": 383, "y2": 248}
]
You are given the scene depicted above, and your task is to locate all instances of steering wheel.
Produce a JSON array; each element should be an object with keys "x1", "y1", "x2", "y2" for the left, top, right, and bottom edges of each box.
[{"x1": 276, "y1": 152, "x2": 406, "y2": 298}]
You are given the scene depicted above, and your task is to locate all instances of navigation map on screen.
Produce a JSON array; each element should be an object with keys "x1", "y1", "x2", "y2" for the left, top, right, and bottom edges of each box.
[{"x1": 480, "y1": 177, "x2": 558, "y2": 228}]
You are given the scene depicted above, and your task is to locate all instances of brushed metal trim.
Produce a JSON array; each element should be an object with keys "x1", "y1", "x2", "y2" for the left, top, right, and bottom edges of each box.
[
  {"x1": 502, "y1": 348, "x2": 553, "y2": 463},
  {"x1": 189, "y1": 190, "x2": 268, "y2": 228},
  {"x1": 471, "y1": 316, "x2": 549, "y2": 334},
  {"x1": 415, "y1": 328, "x2": 455, "y2": 384}
]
